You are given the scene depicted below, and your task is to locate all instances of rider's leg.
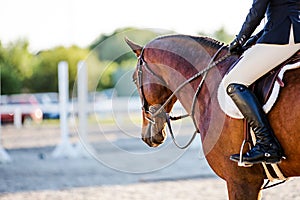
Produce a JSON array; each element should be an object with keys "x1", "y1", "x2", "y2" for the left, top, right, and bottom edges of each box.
[{"x1": 223, "y1": 26, "x2": 300, "y2": 164}]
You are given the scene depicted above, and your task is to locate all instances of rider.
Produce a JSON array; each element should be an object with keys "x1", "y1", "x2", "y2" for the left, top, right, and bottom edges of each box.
[{"x1": 224, "y1": 0, "x2": 300, "y2": 164}]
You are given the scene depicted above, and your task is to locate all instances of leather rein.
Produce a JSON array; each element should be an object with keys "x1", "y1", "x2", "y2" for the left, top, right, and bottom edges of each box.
[{"x1": 136, "y1": 45, "x2": 231, "y2": 149}]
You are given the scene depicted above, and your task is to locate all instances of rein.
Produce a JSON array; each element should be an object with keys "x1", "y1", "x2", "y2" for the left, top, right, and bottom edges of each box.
[{"x1": 139, "y1": 45, "x2": 231, "y2": 149}]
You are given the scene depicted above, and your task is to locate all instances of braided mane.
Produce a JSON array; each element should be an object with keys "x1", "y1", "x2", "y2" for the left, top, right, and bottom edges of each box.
[
  {"x1": 189, "y1": 35, "x2": 224, "y2": 49},
  {"x1": 154, "y1": 34, "x2": 224, "y2": 49}
]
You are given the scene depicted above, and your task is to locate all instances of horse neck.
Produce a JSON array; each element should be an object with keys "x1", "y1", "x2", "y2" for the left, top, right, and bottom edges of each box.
[
  {"x1": 178, "y1": 48, "x2": 231, "y2": 134},
  {"x1": 145, "y1": 40, "x2": 226, "y2": 88},
  {"x1": 147, "y1": 45, "x2": 233, "y2": 138}
]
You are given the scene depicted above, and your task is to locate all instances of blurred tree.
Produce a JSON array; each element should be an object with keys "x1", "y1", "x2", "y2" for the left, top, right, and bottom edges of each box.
[
  {"x1": 0, "y1": 39, "x2": 32, "y2": 94},
  {"x1": 0, "y1": 27, "x2": 233, "y2": 95},
  {"x1": 27, "y1": 46, "x2": 89, "y2": 93},
  {"x1": 89, "y1": 27, "x2": 172, "y2": 93},
  {"x1": 197, "y1": 27, "x2": 234, "y2": 44},
  {"x1": 1, "y1": 62, "x2": 22, "y2": 94},
  {"x1": 212, "y1": 27, "x2": 234, "y2": 43},
  {"x1": 90, "y1": 27, "x2": 170, "y2": 64}
]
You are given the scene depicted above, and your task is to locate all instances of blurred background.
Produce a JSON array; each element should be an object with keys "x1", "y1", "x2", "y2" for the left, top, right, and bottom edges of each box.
[{"x1": 2, "y1": 1, "x2": 295, "y2": 200}]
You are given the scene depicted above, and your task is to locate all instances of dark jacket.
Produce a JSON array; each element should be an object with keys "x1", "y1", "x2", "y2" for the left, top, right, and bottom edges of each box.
[{"x1": 237, "y1": 0, "x2": 300, "y2": 44}]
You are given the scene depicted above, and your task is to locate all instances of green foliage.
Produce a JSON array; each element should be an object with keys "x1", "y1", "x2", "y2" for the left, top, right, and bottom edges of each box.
[
  {"x1": 1, "y1": 63, "x2": 22, "y2": 94},
  {"x1": 0, "y1": 27, "x2": 234, "y2": 95},
  {"x1": 0, "y1": 39, "x2": 32, "y2": 94},
  {"x1": 88, "y1": 27, "x2": 172, "y2": 94},
  {"x1": 96, "y1": 61, "x2": 118, "y2": 90},
  {"x1": 89, "y1": 27, "x2": 169, "y2": 63},
  {"x1": 28, "y1": 46, "x2": 90, "y2": 93},
  {"x1": 198, "y1": 27, "x2": 234, "y2": 44},
  {"x1": 0, "y1": 41, "x2": 90, "y2": 94},
  {"x1": 212, "y1": 27, "x2": 234, "y2": 43}
]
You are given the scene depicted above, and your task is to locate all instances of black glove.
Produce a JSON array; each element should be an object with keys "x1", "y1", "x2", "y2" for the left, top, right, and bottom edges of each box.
[
  {"x1": 229, "y1": 38, "x2": 243, "y2": 55},
  {"x1": 243, "y1": 30, "x2": 263, "y2": 50},
  {"x1": 243, "y1": 35, "x2": 258, "y2": 48}
]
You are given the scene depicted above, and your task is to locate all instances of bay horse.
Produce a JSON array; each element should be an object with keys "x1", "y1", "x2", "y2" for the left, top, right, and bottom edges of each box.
[{"x1": 126, "y1": 34, "x2": 300, "y2": 200}]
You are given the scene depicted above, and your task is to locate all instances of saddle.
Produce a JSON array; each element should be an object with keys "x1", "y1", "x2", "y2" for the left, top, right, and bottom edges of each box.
[
  {"x1": 251, "y1": 50, "x2": 300, "y2": 105},
  {"x1": 218, "y1": 50, "x2": 300, "y2": 119}
]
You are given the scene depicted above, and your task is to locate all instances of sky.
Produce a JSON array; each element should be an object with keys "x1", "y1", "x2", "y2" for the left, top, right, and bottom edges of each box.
[{"x1": 1, "y1": 0, "x2": 252, "y2": 51}]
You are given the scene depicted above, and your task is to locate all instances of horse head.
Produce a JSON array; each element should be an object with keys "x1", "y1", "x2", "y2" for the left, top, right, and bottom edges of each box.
[{"x1": 126, "y1": 38, "x2": 177, "y2": 147}]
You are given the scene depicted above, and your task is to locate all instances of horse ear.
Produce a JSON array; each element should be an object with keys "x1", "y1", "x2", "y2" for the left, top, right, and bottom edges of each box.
[{"x1": 125, "y1": 37, "x2": 143, "y2": 57}]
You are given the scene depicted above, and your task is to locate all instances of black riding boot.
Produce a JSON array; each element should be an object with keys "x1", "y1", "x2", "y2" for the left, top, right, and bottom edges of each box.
[{"x1": 227, "y1": 83, "x2": 284, "y2": 164}]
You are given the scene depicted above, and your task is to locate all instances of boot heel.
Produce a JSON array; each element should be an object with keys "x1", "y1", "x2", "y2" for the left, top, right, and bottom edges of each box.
[{"x1": 265, "y1": 157, "x2": 282, "y2": 164}]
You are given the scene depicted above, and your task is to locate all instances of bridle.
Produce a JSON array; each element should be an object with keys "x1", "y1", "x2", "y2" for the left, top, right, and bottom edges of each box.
[
  {"x1": 135, "y1": 45, "x2": 231, "y2": 149},
  {"x1": 136, "y1": 53, "x2": 164, "y2": 115}
]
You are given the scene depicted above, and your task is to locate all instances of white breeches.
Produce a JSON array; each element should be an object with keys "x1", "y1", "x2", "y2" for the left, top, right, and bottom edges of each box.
[{"x1": 223, "y1": 25, "x2": 300, "y2": 88}]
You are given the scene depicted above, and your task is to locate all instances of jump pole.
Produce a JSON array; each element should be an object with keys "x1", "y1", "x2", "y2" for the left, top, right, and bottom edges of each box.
[
  {"x1": 0, "y1": 126, "x2": 11, "y2": 163},
  {"x1": 75, "y1": 61, "x2": 90, "y2": 157},
  {"x1": 52, "y1": 61, "x2": 76, "y2": 158},
  {"x1": 0, "y1": 77, "x2": 12, "y2": 163}
]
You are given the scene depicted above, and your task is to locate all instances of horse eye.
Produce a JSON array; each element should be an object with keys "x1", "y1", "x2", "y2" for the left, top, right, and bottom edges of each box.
[{"x1": 132, "y1": 79, "x2": 137, "y2": 84}]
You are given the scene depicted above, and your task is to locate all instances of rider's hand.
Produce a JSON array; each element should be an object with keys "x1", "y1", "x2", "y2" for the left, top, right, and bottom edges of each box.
[
  {"x1": 243, "y1": 35, "x2": 259, "y2": 50},
  {"x1": 229, "y1": 38, "x2": 243, "y2": 55}
]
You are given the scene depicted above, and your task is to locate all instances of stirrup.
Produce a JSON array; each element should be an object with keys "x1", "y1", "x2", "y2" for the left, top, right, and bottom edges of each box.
[{"x1": 238, "y1": 139, "x2": 253, "y2": 167}]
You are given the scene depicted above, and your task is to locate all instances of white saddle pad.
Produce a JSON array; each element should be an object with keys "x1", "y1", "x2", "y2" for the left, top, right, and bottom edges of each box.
[{"x1": 217, "y1": 61, "x2": 300, "y2": 119}]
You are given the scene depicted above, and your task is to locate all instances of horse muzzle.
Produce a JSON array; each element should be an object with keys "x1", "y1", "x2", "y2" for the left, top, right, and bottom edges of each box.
[
  {"x1": 142, "y1": 123, "x2": 167, "y2": 147},
  {"x1": 141, "y1": 104, "x2": 168, "y2": 147}
]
